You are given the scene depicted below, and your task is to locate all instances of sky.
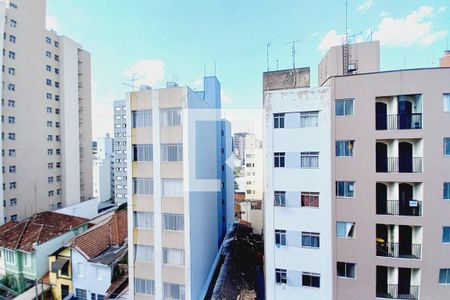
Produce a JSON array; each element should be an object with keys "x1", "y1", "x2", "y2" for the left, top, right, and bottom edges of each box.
[{"x1": 46, "y1": 0, "x2": 450, "y2": 139}]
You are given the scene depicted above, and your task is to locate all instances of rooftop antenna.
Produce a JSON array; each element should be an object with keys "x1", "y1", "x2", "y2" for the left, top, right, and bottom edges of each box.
[
  {"x1": 286, "y1": 39, "x2": 301, "y2": 69},
  {"x1": 345, "y1": 0, "x2": 348, "y2": 42},
  {"x1": 214, "y1": 60, "x2": 217, "y2": 76},
  {"x1": 123, "y1": 71, "x2": 138, "y2": 91},
  {"x1": 204, "y1": 64, "x2": 206, "y2": 77},
  {"x1": 276, "y1": 59, "x2": 279, "y2": 70},
  {"x1": 266, "y1": 35, "x2": 278, "y2": 71}
]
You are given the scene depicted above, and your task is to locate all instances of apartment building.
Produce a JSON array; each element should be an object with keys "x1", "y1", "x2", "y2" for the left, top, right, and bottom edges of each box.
[
  {"x1": 0, "y1": 0, "x2": 92, "y2": 223},
  {"x1": 264, "y1": 41, "x2": 450, "y2": 299},
  {"x1": 127, "y1": 77, "x2": 233, "y2": 300},
  {"x1": 114, "y1": 100, "x2": 128, "y2": 203},
  {"x1": 93, "y1": 134, "x2": 114, "y2": 202},
  {"x1": 233, "y1": 132, "x2": 248, "y2": 162}
]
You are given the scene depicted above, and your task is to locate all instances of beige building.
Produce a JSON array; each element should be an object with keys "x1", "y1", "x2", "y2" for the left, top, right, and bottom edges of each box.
[
  {"x1": 264, "y1": 41, "x2": 450, "y2": 299},
  {"x1": 127, "y1": 78, "x2": 233, "y2": 300},
  {"x1": 0, "y1": 0, "x2": 92, "y2": 223}
]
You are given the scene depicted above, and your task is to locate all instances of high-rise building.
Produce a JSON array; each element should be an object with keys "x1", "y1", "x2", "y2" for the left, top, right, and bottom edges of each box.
[
  {"x1": 127, "y1": 77, "x2": 233, "y2": 299},
  {"x1": 264, "y1": 41, "x2": 450, "y2": 299},
  {"x1": 93, "y1": 134, "x2": 114, "y2": 202},
  {"x1": 0, "y1": 0, "x2": 92, "y2": 223},
  {"x1": 233, "y1": 132, "x2": 248, "y2": 162},
  {"x1": 113, "y1": 100, "x2": 128, "y2": 203}
]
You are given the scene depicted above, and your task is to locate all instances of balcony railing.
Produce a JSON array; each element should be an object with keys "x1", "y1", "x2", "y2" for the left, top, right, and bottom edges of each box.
[
  {"x1": 377, "y1": 284, "x2": 419, "y2": 299},
  {"x1": 378, "y1": 157, "x2": 423, "y2": 173},
  {"x1": 376, "y1": 242, "x2": 422, "y2": 259},
  {"x1": 377, "y1": 200, "x2": 422, "y2": 216},
  {"x1": 376, "y1": 113, "x2": 422, "y2": 130}
]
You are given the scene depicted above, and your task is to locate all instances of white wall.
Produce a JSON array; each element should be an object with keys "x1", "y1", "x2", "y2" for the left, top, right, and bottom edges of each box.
[
  {"x1": 60, "y1": 36, "x2": 82, "y2": 206},
  {"x1": 93, "y1": 158, "x2": 112, "y2": 202},
  {"x1": 56, "y1": 198, "x2": 99, "y2": 219}
]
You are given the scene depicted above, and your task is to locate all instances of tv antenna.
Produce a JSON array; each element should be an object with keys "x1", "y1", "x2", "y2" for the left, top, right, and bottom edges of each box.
[
  {"x1": 123, "y1": 71, "x2": 138, "y2": 91},
  {"x1": 345, "y1": 0, "x2": 349, "y2": 41},
  {"x1": 286, "y1": 39, "x2": 301, "y2": 69},
  {"x1": 266, "y1": 35, "x2": 278, "y2": 71}
]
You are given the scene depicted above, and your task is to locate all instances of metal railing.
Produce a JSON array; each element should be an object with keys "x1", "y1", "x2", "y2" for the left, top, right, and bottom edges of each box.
[
  {"x1": 376, "y1": 113, "x2": 422, "y2": 130},
  {"x1": 377, "y1": 157, "x2": 423, "y2": 173},
  {"x1": 376, "y1": 242, "x2": 422, "y2": 259},
  {"x1": 377, "y1": 284, "x2": 419, "y2": 299},
  {"x1": 377, "y1": 200, "x2": 422, "y2": 216}
]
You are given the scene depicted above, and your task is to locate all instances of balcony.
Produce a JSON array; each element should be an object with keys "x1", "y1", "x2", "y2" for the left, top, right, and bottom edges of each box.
[
  {"x1": 376, "y1": 113, "x2": 422, "y2": 130},
  {"x1": 376, "y1": 200, "x2": 422, "y2": 217},
  {"x1": 376, "y1": 284, "x2": 419, "y2": 299},
  {"x1": 376, "y1": 242, "x2": 422, "y2": 259},
  {"x1": 383, "y1": 157, "x2": 423, "y2": 173}
]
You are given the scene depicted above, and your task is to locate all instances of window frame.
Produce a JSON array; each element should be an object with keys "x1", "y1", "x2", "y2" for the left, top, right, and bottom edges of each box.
[
  {"x1": 337, "y1": 262, "x2": 356, "y2": 279},
  {"x1": 335, "y1": 99, "x2": 354, "y2": 116}
]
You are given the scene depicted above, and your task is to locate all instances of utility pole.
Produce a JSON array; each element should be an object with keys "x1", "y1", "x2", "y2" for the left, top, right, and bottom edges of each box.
[{"x1": 286, "y1": 40, "x2": 301, "y2": 69}]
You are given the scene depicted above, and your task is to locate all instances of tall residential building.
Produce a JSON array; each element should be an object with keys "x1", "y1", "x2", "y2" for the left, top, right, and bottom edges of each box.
[
  {"x1": 264, "y1": 41, "x2": 450, "y2": 299},
  {"x1": 0, "y1": 0, "x2": 92, "y2": 223},
  {"x1": 233, "y1": 132, "x2": 248, "y2": 162},
  {"x1": 114, "y1": 100, "x2": 128, "y2": 203},
  {"x1": 127, "y1": 77, "x2": 233, "y2": 300},
  {"x1": 93, "y1": 134, "x2": 114, "y2": 202}
]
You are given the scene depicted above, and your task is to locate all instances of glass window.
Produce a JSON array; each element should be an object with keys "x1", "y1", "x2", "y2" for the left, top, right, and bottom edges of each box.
[
  {"x1": 336, "y1": 99, "x2": 354, "y2": 116},
  {"x1": 336, "y1": 140, "x2": 354, "y2": 157},
  {"x1": 301, "y1": 192, "x2": 319, "y2": 207},
  {"x1": 337, "y1": 222, "x2": 355, "y2": 238},
  {"x1": 300, "y1": 111, "x2": 319, "y2": 127},
  {"x1": 133, "y1": 178, "x2": 153, "y2": 195},
  {"x1": 163, "y1": 213, "x2": 184, "y2": 231},
  {"x1": 5, "y1": 249, "x2": 15, "y2": 264},
  {"x1": 439, "y1": 269, "x2": 450, "y2": 284},
  {"x1": 274, "y1": 113, "x2": 285, "y2": 128},
  {"x1": 275, "y1": 268, "x2": 287, "y2": 284},
  {"x1": 75, "y1": 289, "x2": 87, "y2": 300},
  {"x1": 443, "y1": 227, "x2": 450, "y2": 243},
  {"x1": 444, "y1": 93, "x2": 450, "y2": 112},
  {"x1": 135, "y1": 278, "x2": 155, "y2": 295},
  {"x1": 301, "y1": 152, "x2": 319, "y2": 168},
  {"x1": 337, "y1": 262, "x2": 356, "y2": 278},
  {"x1": 444, "y1": 183, "x2": 450, "y2": 200},
  {"x1": 134, "y1": 245, "x2": 154, "y2": 262},
  {"x1": 163, "y1": 283, "x2": 185, "y2": 300},
  {"x1": 132, "y1": 110, "x2": 152, "y2": 128},
  {"x1": 133, "y1": 144, "x2": 153, "y2": 161},
  {"x1": 274, "y1": 191, "x2": 286, "y2": 206},
  {"x1": 162, "y1": 179, "x2": 183, "y2": 197},
  {"x1": 301, "y1": 232, "x2": 320, "y2": 248},
  {"x1": 274, "y1": 152, "x2": 285, "y2": 168},
  {"x1": 302, "y1": 272, "x2": 320, "y2": 288},
  {"x1": 444, "y1": 138, "x2": 450, "y2": 156},
  {"x1": 161, "y1": 144, "x2": 182, "y2": 161},
  {"x1": 163, "y1": 248, "x2": 184, "y2": 265},
  {"x1": 161, "y1": 108, "x2": 182, "y2": 126},
  {"x1": 134, "y1": 212, "x2": 154, "y2": 229},
  {"x1": 336, "y1": 181, "x2": 355, "y2": 197},
  {"x1": 275, "y1": 230, "x2": 286, "y2": 246}
]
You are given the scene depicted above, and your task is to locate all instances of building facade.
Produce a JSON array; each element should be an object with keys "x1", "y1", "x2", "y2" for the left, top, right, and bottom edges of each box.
[
  {"x1": 113, "y1": 100, "x2": 128, "y2": 203},
  {"x1": 0, "y1": 0, "x2": 92, "y2": 223},
  {"x1": 93, "y1": 134, "x2": 114, "y2": 202},
  {"x1": 127, "y1": 77, "x2": 233, "y2": 300},
  {"x1": 264, "y1": 41, "x2": 450, "y2": 299}
]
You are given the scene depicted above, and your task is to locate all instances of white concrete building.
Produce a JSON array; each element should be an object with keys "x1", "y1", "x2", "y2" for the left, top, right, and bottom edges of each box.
[
  {"x1": 127, "y1": 77, "x2": 234, "y2": 300},
  {"x1": 0, "y1": 0, "x2": 92, "y2": 223},
  {"x1": 93, "y1": 134, "x2": 114, "y2": 202},
  {"x1": 113, "y1": 100, "x2": 128, "y2": 203}
]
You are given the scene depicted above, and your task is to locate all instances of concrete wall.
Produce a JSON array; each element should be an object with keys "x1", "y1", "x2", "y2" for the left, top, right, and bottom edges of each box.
[{"x1": 263, "y1": 68, "x2": 311, "y2": 91}]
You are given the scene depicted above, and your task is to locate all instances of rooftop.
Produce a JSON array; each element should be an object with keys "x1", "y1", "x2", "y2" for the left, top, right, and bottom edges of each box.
[{"x1": 0, "y1": 212, "x2": 89, "y2": 252}]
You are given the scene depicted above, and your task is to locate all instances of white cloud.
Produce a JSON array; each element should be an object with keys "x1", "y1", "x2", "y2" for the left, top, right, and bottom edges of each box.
[
  {"x1": 123, "y1": 60, "x2": 165, "y2": 87},
  {"x1": 193, "y1": 78, "x2": 203, "y2": 88},
  {"x1": 221, "y1": 90, "x2": 233, "y2": 104},
  {"x1": 92, "y1": 92, "x2": 116, "y2": 139},
  {"x1": 318, "y1": 30, "x2": 345, "y2": 50},
  {"x1": 439, "y1": 6, "x2": 446, "y2": 12},
  {"x1": 46, "y1": 15, "x2": 58, "y2": 31},
  {"x1": 379, "y1": 11, "x2": 388, "y2": 18},
  {"x1": 311, "y1": 32, "x2": 319, "y2": 37},
  {"x1": 358, "y1": 0, "x2": 374, "y2": 12},
  {"x1": 373, "y1": 6, "x2": 447, "y2": 47}
]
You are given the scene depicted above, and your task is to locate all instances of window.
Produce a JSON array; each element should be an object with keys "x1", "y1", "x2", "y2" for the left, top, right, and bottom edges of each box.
[
  {"x1": 301, "y1": 152, "x2": 319, "y2": 168},
  {"x1": 336, "y1": 99, "x2": 354, "y2": 116},
  {"x1": 161, "y1": 144, "x2": 183, "y2": 161},
  {"x1": 445, "y1": 138, "x2": 450, "y2": 156},
  {"x1": 133, "y1": 144, "x2": 153, "y2": 161},
  {"x1": 163, "y1": 248, "x2": 184, "y2": 265},
  {"x1": 134, "y1": 212, "x2": 154, "y2": 229},
  {"x1": 135, "y1": 278, "x2": 155, "y2": 295},
  {"x1": 163, "y1": 213, "x2": 184, "y2": 231},
  {"x1": 9, "y1": 149, "x2": 15, "y2": 157},
  {"x1": 274, "y1": 191, "x2": 286, "y2": 206},
  {"x1": 336, "y1": 181, "x2": 355, "y2": 197},
  {"x1": 55, "y1": 68, "x2": 59, "y2": 74},
  {"x1": 274, "y1": 152, "x2": 285, "y2": 168},
  {"x1": 46, "y1": 93, "x2": 52, "y2": 100},
  {"x1": 444, "y1": 94, "x2": 450, "y2": 112},
  {"x1": 439, "y1": 269, "x2": 450, "y2": 284},
  {"x1": 163, "y1": 283, "x2": 185, "y2": 300},
  {"x1": 336, "y1": 140, "x2": 354, "y2": 157},
  {"x1": 8, "y1": 83, "x2": 15, "y2": 91},
  {"x1": 132, "y1": 178, "x2": 153, "y2": 195},
  {"x1": 55, "y1": 81, "x2": 59, "y2": 88},
  {"x1": 8, "y1": 51, "x2": 15, "y2": 59},
  {"x1": 9, "y1": 182, "x2": 16, "y2": 189},
  {"x1": 48, "y1": 190, "x2": 54, "y2": 197},
  {"x1": 302, "y1": 232, "x2": 320, "y2": 248},
  {"x1": 300, "y1": 111, "x2": 319, "y2": 127},
  {"x1": 10, "y1": 19, "x2": 16, "y2": 28},
  {"x1": 46, "y1": 51, "x2": 51, "y2": 58},
  {"x1": 8, "y1": 67, "x2": 15, "y2": 75},
  {"x1": 48, "y1": 177, "x2": 54, "y2": 183},
  {"x1": 443, "y1": 227, "x2": 450, "y2": 243},
  {"x1": 22, "y1": 252, "x2": 31, "y2": 267},
  {"x1": 5, "y1": 132, "x2": 12, "y2": 140},
  {"x1": 275, "y1": 230, "x2": 286, "y2": 246},
  {"x1": 10, "y1": 215, "x2": 17, "y2": 221},
  {"x1": 8, "y1": 116, "x2": 15, "y2": 124},
  {"x1": 48, "y1": 163, "x2": 53, "y2": 169},
  {"x1": 302, "y1": 272, "x2": 320, "y2": 288},
  {"x1": 337, "y1": 262, "x2": 356, "y2": 279},
  {"x1": 9, "y1": 2, "x2": 17, "y2": 9},
  {"x1": 274, "y1": 113, "x2": 285, "y2": 128},
  {"x1": 8, "y1": 100, "x2": 15, "y2": 107},
  {"x1": 55, "y1": 41, "x2": 59, "y2": 48},
  {"x1": 55, "y1": 95, "x2": 60, "y2": 101},
  {"x1": 5, "y1": 249, "x2": 15, "y2": 264},
  {"x1": 55, "y1": 55, "x2": 59, "y2": 61},
  {"x1": 47, "y1": 121, "x2": 52, "y2": 127},
  {"x1": 275, "y1": 268, "x2": 287, "y2": 284},
  {"x1": 46, "y1": 65, "x2": 51, "y2": 72},
  {"x1": 46, "y1": 37, "x2": 51, "y2": 44},
  {"x1": 9, "y1": 166, "x2": 15, "y2": 173},
  {"x1": 75, "y1": 289, "x2": 87, "y2": 300},
  {"x1": 445, "y1": 183, "x2": 450, "y2": 200},
  {"x1": 162, "y1": 179, "x2": 183, "y2": 196},
  {"x1": 301, "y1": 192, "x2": 319, "y2": 207},
  {"x1": 132, "y1": 110, "x2": 152, "y2": 127},
  {"x1": 10, "y1": 198, "x2": 17, "y2": 206},
  {"x1": 48, "y1": 149, "x2": 53, "y2": 155},
  {"x1": 135, "y1": 245, "x2": 154, "y2": 262},
  {"x1": 337, "y1": 222, "x2": 355, "y2": 238},
  {"x1": 161, "y1": 108, "x2": 182, "y2": 126},
  {"x1": 9, "y1": 35, "x2": 15, "y2": 43}
]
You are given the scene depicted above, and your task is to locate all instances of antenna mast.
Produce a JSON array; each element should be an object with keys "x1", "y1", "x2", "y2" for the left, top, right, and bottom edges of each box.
[
  {"x1": 345, "y1": 0, "x2": 348, "y2": 42},
  {"x1": 286, "y1": 40, "x2": 301, "y2": 69},
  {"x1": 266, "y1": 35, "x2": 278, "y2": 71},
  {"x1": 123, "y1": 71, "x2": 138, "y2": 91}
]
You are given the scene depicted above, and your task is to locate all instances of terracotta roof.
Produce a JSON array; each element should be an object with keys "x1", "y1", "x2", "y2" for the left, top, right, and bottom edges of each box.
[
  {"x1": 0, "y1": 212, "x2": 89, "y2": 252},
  {"x1": 71, "y1": 209, "x2": 127, "y2": 260}
]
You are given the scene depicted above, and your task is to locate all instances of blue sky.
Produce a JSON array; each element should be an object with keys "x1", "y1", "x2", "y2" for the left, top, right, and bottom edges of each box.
[{"x1": 47, "y1": 0, "x2": 450, "y2": 138}]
